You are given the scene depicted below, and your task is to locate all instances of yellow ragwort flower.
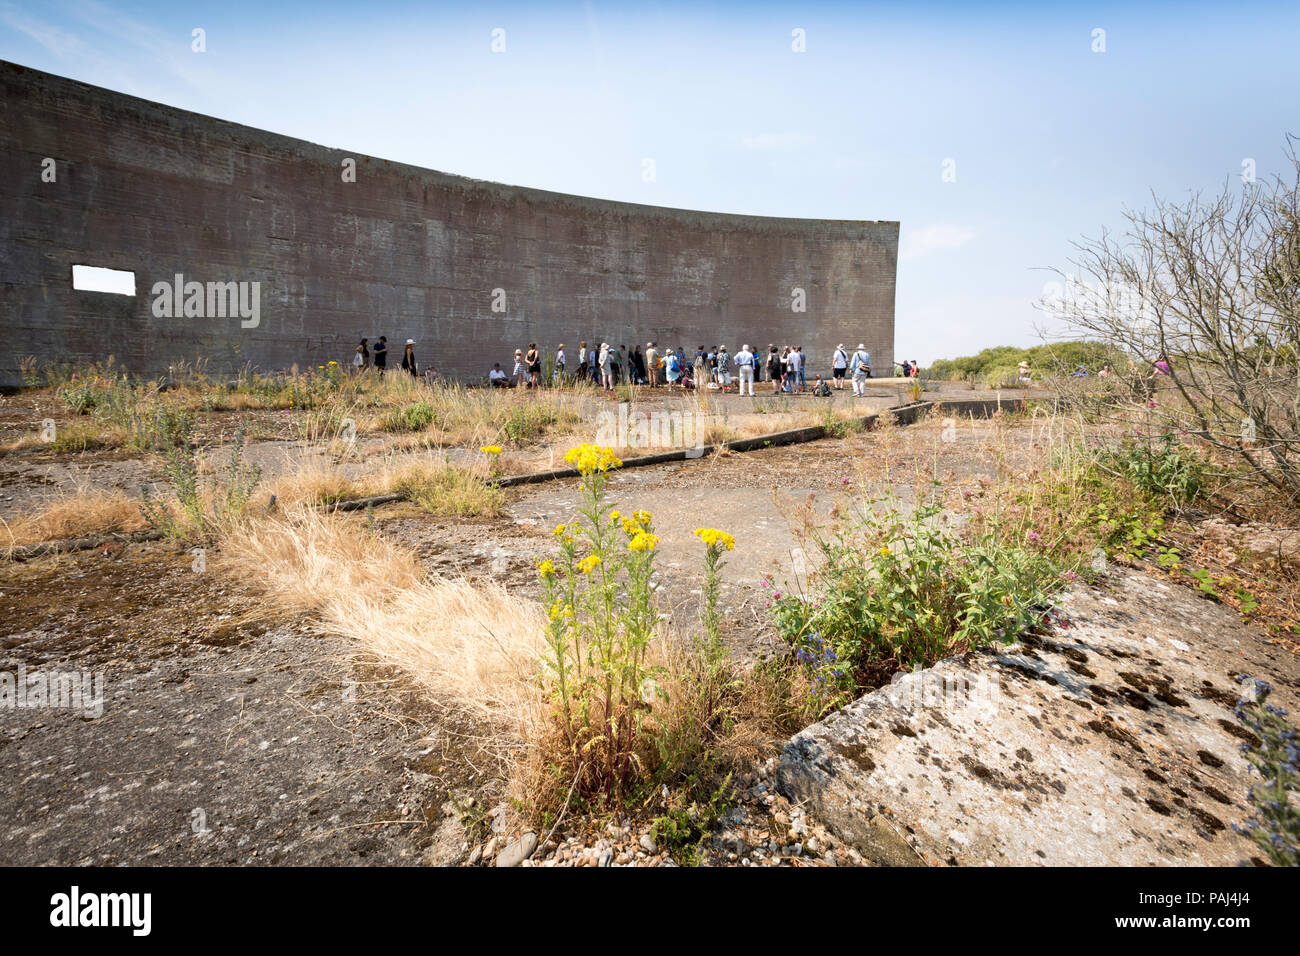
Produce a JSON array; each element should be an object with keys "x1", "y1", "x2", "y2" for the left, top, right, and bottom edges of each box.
[
  {"x1": 879, "y1": 546, "x2": 893, "y2": 556},
  {"x1": 578, "y1": 554, "x2": 602, "y2": 575},
  {"x1": 693, "y1": 528, "x2": 736, "y2": 551},
  {"x1": 537, "y1": 559, "x2": 556, "y2": 577},
  {"x1": 547, "y1": 600, "x2": 574, "y2": 621},
  {"x1": 553, "y1": 523, "x2": 568, "y2": 537},
  {"x1": 480, "y1": 445, "x2": 503, "y2": 455},
  {"x1": 563, "y1": 443, "x2": 623, "y2": 476},
  {"x1": 634, "y1": 510, "x2": 651, "y2": 526},
  {"x1": 628, "y1": 531, "x2": 659, "y2": 553}
]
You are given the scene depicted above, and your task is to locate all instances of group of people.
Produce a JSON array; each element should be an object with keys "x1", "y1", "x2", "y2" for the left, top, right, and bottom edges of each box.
[
  {"x1": 350, "y1": 337, "x2": 436, "y2": 381},
  {"x1": 491, "y1": 341, "x2": 889, "y2": 396},
  {"x1": 343, "y1": 336, "x2": 908, "y2": 395}
]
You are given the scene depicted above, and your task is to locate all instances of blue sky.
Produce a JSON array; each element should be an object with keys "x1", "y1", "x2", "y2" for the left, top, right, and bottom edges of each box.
[{"x1": 3, "y1": 0, "x2": 1298, "y2": 363}]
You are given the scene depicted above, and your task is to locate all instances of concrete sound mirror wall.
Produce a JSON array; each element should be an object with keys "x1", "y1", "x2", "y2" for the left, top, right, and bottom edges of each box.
[{"x1": 0, "y1": 60, "x2": 898, "y2": 386}]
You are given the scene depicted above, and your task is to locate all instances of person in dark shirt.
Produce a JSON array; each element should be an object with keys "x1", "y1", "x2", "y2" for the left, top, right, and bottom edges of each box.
[
  {"x1": 401, "y1": 339, "x2": 418, "y2": 377},
  {"x1": 373, "y1": 336, "x2": 388, "y2": 374}
]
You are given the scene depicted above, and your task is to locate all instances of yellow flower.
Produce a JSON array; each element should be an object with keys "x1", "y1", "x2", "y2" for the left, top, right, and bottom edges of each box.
[
  {"x1": 537, "y1": 559, "x2": 555, "y2": 577},
  {"x1": 547, "y1": 600, "x2": 574, "y2": 621},
  {"x1": 622, "y1": 517, "x2": 642, "y2": 536},
  {"x1": 553, "y1": 523, "x2": 567, "y2": 537},
  {"x1": 610, "y1": 510, "x2": 621, "y2": 523},
  {"x1": 480, "y1": 445, "x2": 503, "y2": 455},
  {"x1": 693, "y1": 528, "x2": 736, "y2": 551},
  {"x1": 563, "y1": 443, "x2": 623, "y2": 476},
  {"x1": 628, "y1": 531, "x2": 658, "y2": 553},
  {"x1": 578, "y1": 554, "x2": 602, "y2": 575},
  {"x1": 634, "y1": 510, "x2": 651, "y2": 526},
  {"x1": 879, "y1": 546, "x2": 893, "y2": 556}
]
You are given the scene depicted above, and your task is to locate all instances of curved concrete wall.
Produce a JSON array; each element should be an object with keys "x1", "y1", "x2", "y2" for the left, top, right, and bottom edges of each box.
[{"x1": 0, "y1": 61, "x2": 897, "y2": 386}]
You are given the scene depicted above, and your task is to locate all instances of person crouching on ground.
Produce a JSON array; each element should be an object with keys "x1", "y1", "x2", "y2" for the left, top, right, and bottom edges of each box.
[{"x1": 489, "y1": 363, "x2": 508, "y2": 387}]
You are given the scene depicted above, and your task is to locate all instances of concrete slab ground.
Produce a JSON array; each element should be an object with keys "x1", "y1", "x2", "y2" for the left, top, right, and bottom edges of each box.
[{"x1": 777, "y1": 568, "x2": 1298, "y2": 866}]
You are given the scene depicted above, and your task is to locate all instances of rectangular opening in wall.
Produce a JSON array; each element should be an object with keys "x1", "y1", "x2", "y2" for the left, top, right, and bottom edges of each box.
[{"x1": 71, "y1": 265, "x2": 136, "y2": 296}]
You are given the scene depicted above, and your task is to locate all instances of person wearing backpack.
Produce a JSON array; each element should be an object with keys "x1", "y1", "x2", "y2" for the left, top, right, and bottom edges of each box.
[{"x1": 850, "y1": 344, "x2": 872, "y2": 396}]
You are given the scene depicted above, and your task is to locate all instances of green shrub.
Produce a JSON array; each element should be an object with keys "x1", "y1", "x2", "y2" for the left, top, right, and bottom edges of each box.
[
  {"x1": 391, "y1": 463, "x2": 504, "y2": 516},
  {"x1": 139, "y1": 424, "x2": 262, "y2": 541},
  {"x1": 380, "y1": 401, "x2": 439, "y2": 432},
  {"x1": 774, "y1": 497, "x2": 1061, "y2": 694},
  {"x1": 1097, "y1": 432, "x2": 1207, "y2": 509}
]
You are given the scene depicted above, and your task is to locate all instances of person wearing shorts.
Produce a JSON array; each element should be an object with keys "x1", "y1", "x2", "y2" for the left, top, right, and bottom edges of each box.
[{"x1": 832, "y1": 343, "x2": 848, "y2": 389}]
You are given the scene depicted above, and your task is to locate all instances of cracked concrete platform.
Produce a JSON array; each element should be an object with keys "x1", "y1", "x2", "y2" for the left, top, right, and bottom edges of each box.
[{"x1": 776, "y1": 568, "x2": 1299, "y2": 866}]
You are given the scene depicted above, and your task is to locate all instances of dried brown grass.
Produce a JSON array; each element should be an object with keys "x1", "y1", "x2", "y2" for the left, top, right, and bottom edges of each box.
[
  {"x1": 220, "y1": 504, "x2": 544, "y2": 721},
  {"x1": 1, "y1": 487, "x2": 148, "y2": 547}
]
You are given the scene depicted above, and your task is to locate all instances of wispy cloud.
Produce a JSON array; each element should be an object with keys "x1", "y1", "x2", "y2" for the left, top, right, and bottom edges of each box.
[
  {"x1": 900, "y1": 223, "x2": 977, "y2": 261},
  {"x1": 0, "y1": 2, "x2": 84, "y2": 57}
]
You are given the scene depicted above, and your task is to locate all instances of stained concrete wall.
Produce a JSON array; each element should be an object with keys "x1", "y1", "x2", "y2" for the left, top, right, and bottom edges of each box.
[{"x1": 0, "y1": 61, "x2": 897, "y2": 386}]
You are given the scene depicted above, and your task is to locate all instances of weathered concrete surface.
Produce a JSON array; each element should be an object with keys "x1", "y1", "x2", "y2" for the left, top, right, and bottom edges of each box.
[
  {"x1": 0, "y1": 60, "x2": 898, "y2": 387},
  {"x1": 777, "y1": 569, "x2": 1299, "y2": 866}
]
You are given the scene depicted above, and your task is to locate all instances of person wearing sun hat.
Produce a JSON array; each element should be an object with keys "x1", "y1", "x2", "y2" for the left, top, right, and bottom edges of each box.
[
  {"x1": 832, "y1": 343, "x2": 849, "y2": 390},
  {"x1": 850, "y1": 343, "x2": 872, "y2": 396},
  {"x1": 400, "y1": 339, "x2": 418, "y2": 377}
]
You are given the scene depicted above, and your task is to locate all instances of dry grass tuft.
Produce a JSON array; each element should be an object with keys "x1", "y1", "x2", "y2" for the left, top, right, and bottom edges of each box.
[
  {"x1": 221, "y1": 504, "x2": 544, "y2": 721},
  {"x1": 1, "y1": 487, "x2": 148, "y2": 547}
]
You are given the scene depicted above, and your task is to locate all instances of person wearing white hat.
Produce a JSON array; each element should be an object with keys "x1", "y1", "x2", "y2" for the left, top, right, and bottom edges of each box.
[
  {"x1": 401, "y1": 340, "x2": 419, "y2": 377},
  {"x1": 850, "y1": 343, "x2": 872, "y2": 396},
  {"x1": 599, "y1": 342, "x2": 613, "y2": 391},
  {"x1": 832, "y1": 343, "x2": 849, "y2": 390}
]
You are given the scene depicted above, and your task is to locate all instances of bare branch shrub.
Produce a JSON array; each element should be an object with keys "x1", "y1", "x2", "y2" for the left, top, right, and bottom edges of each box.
[{"x1": 1041, "y1": 137, "x2": 1300, "y2": 501}]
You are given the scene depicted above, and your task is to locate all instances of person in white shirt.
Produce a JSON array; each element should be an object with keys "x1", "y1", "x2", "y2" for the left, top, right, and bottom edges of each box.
[
  {"x1": 787, "y1": 347, "x2": 804, "y2": 393},
  {"x1": 489, "y1": 363, "x2": 508, "y2": 387},
  {"x1": 832, "y1": 343, "x2": 849, "y2": 390},
  {"x1": 850, "y1": 344, "x2": 872, "y2": 396},
  {"x1": 735, "y1": 344, "x2": 756, "y2": 396},
  {"x1": 554, "y1": 344, "x2": 566, "y2": 385}
]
